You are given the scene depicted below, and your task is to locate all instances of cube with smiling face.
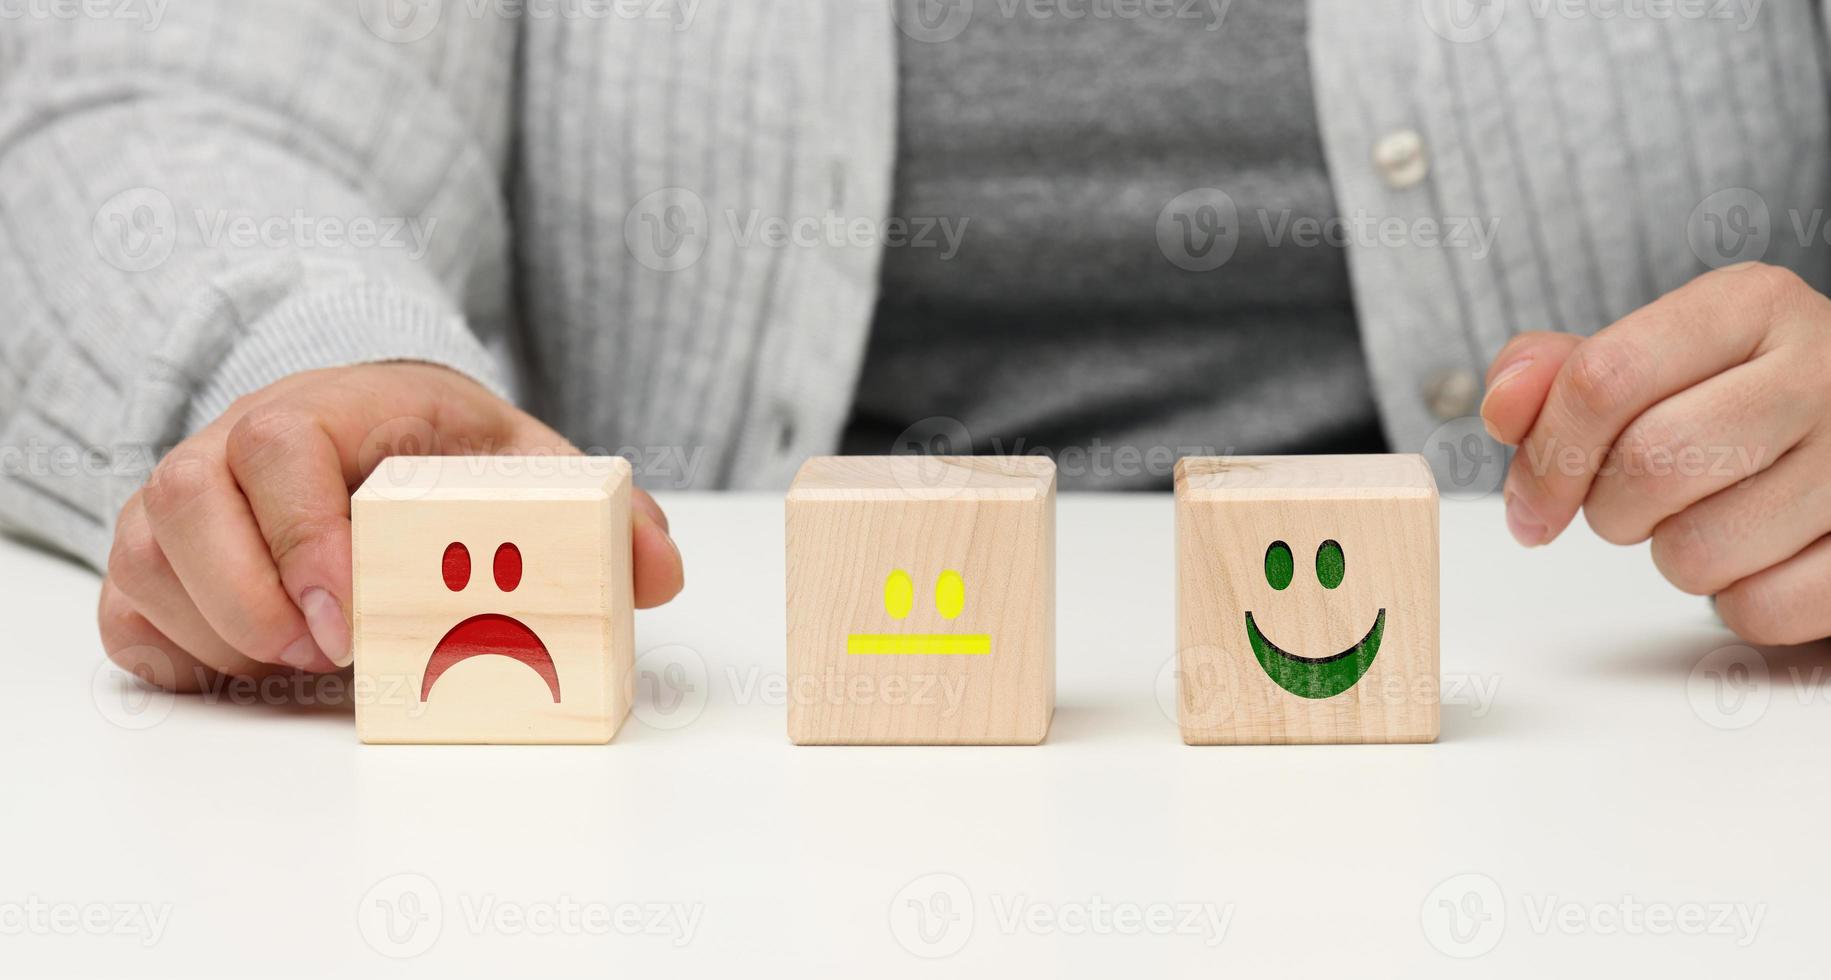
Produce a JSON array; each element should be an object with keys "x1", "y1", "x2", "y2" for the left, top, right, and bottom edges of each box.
[
  {"x1": 786, "y1": 456, "x2": 1056, "y2": 745},
  {"x1": 352, "y1": 455, "x2": 634, "y2": 744},
  {"x1": 1175, "y1": 455, "x2": 1439, "y2": 744}
]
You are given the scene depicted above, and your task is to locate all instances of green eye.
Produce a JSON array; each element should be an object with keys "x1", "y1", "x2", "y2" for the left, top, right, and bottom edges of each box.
[
  {"x1": 1264, "y1": 541, "x2": 1294, "y2": 590},
  {"x1": 1316, "y1": 540, "x2": 1345, "y2": 589}
]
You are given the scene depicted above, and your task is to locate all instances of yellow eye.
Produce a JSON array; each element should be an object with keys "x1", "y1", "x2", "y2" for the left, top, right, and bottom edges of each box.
[
  {"x1": 883, "y1": 569, "x2": 914, "y2": 619},
  {"x1": 935, "y1": 570, "x2": 965, "y2": 620}
]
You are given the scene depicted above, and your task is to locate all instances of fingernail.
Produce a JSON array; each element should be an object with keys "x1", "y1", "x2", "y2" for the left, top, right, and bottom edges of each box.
[
  {"x1": 665, "y1": 530, "x2": 684, "y2": 586},
  {"x1": 300, "y1": 588, "x2": 351, "y2": 667},
  {"x1": 1504, "y1": 487, "x2": 1547, "y2": 547},
  {"x1": 1479, "y1": 357, "x2": 1533, "y2": 441}
]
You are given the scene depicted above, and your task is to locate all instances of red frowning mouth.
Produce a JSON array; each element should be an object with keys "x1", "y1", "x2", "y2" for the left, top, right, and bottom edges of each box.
[{"x1": 420, "y1": 613, "x2": 560, "y2": 703}]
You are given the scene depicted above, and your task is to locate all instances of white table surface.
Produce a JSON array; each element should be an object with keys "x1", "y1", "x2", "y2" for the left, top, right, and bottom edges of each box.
[{"x1": 3, "y1": 493, "x2": 1826, "y2": 978}]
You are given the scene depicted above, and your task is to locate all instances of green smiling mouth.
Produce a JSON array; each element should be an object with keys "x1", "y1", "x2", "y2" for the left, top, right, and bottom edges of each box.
[{"x1": 1245, "y1": 608, "x2": 1385, "y2": 700}]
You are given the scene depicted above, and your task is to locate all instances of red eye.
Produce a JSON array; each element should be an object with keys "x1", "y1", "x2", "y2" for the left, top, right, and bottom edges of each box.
[
  {"x1": 494, "y1": 543, "x2": 522, "y2": 592},
  {"x1": 442, "y1": 542, "x2": 470, "y2": 591}
]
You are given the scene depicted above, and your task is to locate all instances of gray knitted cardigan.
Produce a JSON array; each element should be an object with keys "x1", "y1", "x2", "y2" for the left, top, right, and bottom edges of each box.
[{"x1": 1, "y1": 0, "x2": 1825, "y2": 566}]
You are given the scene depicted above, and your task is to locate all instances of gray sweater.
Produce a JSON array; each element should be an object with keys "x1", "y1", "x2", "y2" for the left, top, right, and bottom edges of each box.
[
  {"x1": 850, "y1": 0, "x2": 1385, "y2": 487},
  {"x1": 2, "y1": 0, "x2": 1827, "y2": 567}
]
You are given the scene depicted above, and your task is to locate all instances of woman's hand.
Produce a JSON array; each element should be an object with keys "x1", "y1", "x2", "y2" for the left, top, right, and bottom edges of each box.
[
  {"x1": 99, "y1": 362, "x2": 685, "y2": 692},
  {"x1": 1481, "y1": 262, "x2": 1831, "y2": 646}
]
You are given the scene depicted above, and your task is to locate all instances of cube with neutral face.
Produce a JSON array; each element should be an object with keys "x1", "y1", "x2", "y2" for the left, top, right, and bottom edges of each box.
[
  {"x1": 352, "y1": 455, "x2": 634, "y2": 744},
  {"x1": 786, "y1": 456, "x2": 1055, "y2": 745},
  {"x1": 1176, "y1": 455, "x2": 1439, "y2": 744}
]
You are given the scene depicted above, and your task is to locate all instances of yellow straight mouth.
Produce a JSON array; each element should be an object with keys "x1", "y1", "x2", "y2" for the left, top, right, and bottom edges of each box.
[{"x1": 846, "y1": 634, "x2": 992, "y2": 656}]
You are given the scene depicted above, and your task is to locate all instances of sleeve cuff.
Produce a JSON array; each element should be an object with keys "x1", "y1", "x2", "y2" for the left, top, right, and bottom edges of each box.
[{"x1": 186, "y1": 278, "x2": 510, "y2": 435}]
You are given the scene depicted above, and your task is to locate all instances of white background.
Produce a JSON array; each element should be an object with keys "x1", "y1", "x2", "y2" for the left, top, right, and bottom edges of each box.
[{"x1": 2, "y1": 493, "x2": 1826, "y2": 977}]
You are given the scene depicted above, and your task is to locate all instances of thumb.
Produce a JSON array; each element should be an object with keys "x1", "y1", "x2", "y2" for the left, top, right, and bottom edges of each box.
[{"x1": 1479, "y1": 332, "x2": 1584, "y2": 446}]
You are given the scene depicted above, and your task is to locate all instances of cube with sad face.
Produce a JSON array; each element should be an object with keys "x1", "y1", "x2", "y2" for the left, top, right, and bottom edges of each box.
[
  {"x1": 786, "y1": 456, "x2": 1056, "y2": 745},
  {"x1": 352, "y1": 455, "x2": 634, "y2": 744},
  {"x1": 1176, "y1": 455, "x2": 1439, "y2": 744}
]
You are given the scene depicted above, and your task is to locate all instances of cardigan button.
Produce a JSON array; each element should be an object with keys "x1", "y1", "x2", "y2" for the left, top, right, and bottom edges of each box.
[
  {"x1": 1423, "y1": 368, "x2": 1480, "y2": 422},
  {"x1": 1374, "y1": 129, "x2": 1430, "y2": 190}
]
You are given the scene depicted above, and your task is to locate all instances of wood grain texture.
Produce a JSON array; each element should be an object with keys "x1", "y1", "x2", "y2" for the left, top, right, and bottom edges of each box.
[
  {"x1": 1176, "y1": 455, "x2": 1439, "y2": 744},
  {"x1": 352, "y1": 456, "x2": 634, "y2": 744},
  {"x1": 786, "y1": 456, "x2": 1055, "y2": 745}
]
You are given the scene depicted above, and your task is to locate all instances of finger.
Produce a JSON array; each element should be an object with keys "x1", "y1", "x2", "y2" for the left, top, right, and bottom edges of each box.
[
  {"x1": 1480, "y1": 332, "x2": 1584, "y2": 446},
  {"x1": 1505, "y1": 263, "x2": 1797, "y2": 546},
  {"x1": 1651, "y1": 436, "x2": 1831, "y2": 595},
  {"x1": 140, "y1": 443, "x2": 339, "y2": 672},
  {"x1": 310, "y1": 363, "x2": 574, "y2": 484},
  {"x1": 225, "y1": 407, "x2": 359, "y2": 667},
  {"x1": 633, "y1": 508, "x2": 684, "y2": 609},
  {"x1": 105, "y1": 495, "x2": 275, "y2": 678},
  {"x1": 97, "y1": 578, "x2": 221, "y2": 694},
  {"x1": 1716, "y1": 533, "x2": 1831, "y2": 646},
  {"x1": 1581, "y1": 355, "x2": 1814, "y2": 545},
  {"x1": 225, "y1": 373, "x2": 579, "y2": 666}
]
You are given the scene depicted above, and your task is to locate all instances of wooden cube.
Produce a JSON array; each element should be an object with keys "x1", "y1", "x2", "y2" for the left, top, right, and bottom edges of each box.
[
  {"x1": 786, "y1": 456, "x2": 1055, "y2": 745},
  {"x1": 1175, "y1": 455, "x2": 1439, "y2": 744},
  {"x1": 352, "y1": 455, "x2": 634, "y2": 744}
]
